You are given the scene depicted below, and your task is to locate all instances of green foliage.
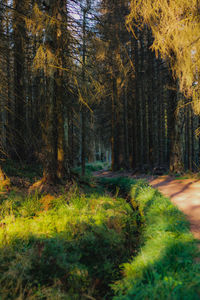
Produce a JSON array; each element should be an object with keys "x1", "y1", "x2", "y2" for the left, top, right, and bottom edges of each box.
[
  {"x1": 85, "y1": 161, "x2": 108, "y2": 172},
  {"x1": 173, "y1": 171, "x2": 200, "y2": 180},
  {"x1": 99, "y1": 177, "x2": 137, "y2": 196},
  {"x1": 73, "y1": 161, "x2": 108, "y2": 175},
  {"x1": 0, "y1": 184, "x2": 137, "y2": 299},
  {"x1": 72, "y1": 161, "x2": 110, "y2": 188},
  {"x1": 108, "y1": 179, "x2": 200, "y2": 300}
]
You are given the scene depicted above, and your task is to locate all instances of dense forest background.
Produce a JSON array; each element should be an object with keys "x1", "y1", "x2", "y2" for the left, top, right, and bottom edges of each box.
[
  {"x1": 0, "y1": 0, "x2": 200, "y2": 184},
  {"x1": 1, "y1": 1, "x2": 200, "y2": 299}
]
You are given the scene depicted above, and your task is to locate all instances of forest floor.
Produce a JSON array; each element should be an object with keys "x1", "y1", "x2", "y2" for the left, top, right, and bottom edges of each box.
[
  {"x1": 1, "y1": 163, "x2": 200, "y2": 298},
  {"x1": 94, "y1": 170, "x2": 200, "y2": 242}
]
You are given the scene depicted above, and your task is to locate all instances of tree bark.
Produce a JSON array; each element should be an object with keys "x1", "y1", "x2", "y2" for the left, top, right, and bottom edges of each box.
[{"x1": 13, "y1": 0, "x2": 26, "y2": 160}]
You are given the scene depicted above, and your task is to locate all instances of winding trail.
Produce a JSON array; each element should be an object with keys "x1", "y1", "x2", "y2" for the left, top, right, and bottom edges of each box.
[{"x1": 95, "y1": 171, "x2": 200, "y2": 241}]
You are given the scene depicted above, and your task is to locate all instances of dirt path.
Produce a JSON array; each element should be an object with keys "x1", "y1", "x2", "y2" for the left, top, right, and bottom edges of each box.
[
  {"x1": 95, "y1": 171, "x2": 200, "y2": 241},
  {"x1": 149, "y1": 176, "x2": 200, "y2": 241}
]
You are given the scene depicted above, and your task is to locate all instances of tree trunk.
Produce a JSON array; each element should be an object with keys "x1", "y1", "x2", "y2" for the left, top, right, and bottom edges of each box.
[
  {"x1": 13, "y1": 0, "x2": 26, "y2": 160},
  {"x1": 169, "y1": 82, "x2": 184, "y2": 173},
  {"x1": 41, "y1": 0, "x2": 69, "y2": 184}
]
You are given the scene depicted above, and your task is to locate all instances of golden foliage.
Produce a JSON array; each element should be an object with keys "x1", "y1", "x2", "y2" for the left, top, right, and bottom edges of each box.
[
  {"x1": 26, "y1": 4, "x2": 61, "y2": 76},
  {"x1": 95, "y1": 38, "x2": 108, "y2": 61},
  {"x1": 33, "y1": 45, "x2": 59, "y2": 76},
  {"x1": 127, "y1": 0, "x2": 200, "y2": 114},
  {"x1": 26, "y1": 4, "x2": 57, "y2": 35},
  {"x1": 0, "y1": 168, "x2": 10, "y2": 192},
  {"x1": 40, "y1": 194, "x2": 55, "y2": 211}
]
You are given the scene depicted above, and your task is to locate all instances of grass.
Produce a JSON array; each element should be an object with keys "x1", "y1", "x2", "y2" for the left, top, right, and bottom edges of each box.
[
  {"x1": 0, "y1": 181, "x2": 138, "y2": 299},
  {"x1": 2, "y1": 160, "x2": 109, "y2": 184},
  {"x1": 84, "y1": 161, "x2": 109, "y2": 172},
  {"x1": 0, "y1": 165, "x2": 200, "y2": 299},
  {"x1": 71, "y1": 161, "x2": 110, "y2": 188},
  {"x1": 100, "y1": 177, "x2": 200, "y2": 300},
  {"x1": 173, "y1": 170, "x2": 200, "y2": 180},
  {"x1": 73, "y1": 161, "x2": 109, "y2": 177}
]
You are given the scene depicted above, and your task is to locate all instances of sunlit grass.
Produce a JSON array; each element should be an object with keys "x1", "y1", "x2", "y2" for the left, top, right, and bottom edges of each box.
[
  {"x1": 1, "y1": 174, "x2": 199, "y2": 299},
  {"x1": 0, "y1": 183, "x2": 137, "y2": 299},
  {"x1": 104, "y1": 179, "x2": 200, "y2": 300}
]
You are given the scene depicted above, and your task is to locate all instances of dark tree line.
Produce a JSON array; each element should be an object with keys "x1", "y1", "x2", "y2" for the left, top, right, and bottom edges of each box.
[
  {"x1": 94, "y1": 0, "x2": 200, "y2": 174},
  {"x1": 0, "y1": 0, "x2": 199, "y2": 185}
]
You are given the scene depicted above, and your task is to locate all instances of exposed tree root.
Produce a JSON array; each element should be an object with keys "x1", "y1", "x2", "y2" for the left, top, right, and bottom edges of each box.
[
  {"x1": 29, "y1": 169, "x2": 96, "y2": 195},
  {"x1": 29, "y1": 177, "x2": 59, "y2": 194}
]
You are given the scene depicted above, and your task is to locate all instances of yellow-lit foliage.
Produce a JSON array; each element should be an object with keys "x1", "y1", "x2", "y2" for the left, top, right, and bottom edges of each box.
[
  {"x1": 26, "y1": 4, "x2": 60, "y2": 76},
  {"x1": 0, "y1": 167, "x2": 10, "y2": 192},
  {"x1": 26, "y1": 3, "x2": 57, "y2": 35},
  {"x1": 32, "y1": 45, "x2": 59, "y2": 76},
  {"x1": 95, "y1": 37, "x2": 108, "y2": 61},
  {"x1": 127, "y1": 0, "x2": 200, "y2": 114},
  {"x1": 40, "y1": 194, "x2": 55, "y2": 211}
]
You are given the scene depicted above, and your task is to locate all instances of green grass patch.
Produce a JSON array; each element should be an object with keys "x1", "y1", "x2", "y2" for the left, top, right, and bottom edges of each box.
[
  {"x1": 0, "y1": 183, "x2": 138, "y2": 299},
  {"x1": 73, "y1": 161, "x2": 109, "y2": 176},
  {"x1": 101, "y1": 178, "x2": 200, "y2": 299},
  {"x1": 85, "y1": 161, "x2": 109, "y2": 172},
  {"x1": 173, "y1": 170, "x2": 200, "y2": 180},
  {"x1": 99, "y1": 177, "x2": 137, "y2": 196},
  {"x1": 72, "y1": 161, "x2": 110, "y2": 188}
]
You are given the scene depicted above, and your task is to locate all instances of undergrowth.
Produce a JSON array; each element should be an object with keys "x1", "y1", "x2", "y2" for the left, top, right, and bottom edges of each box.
[
  {"x1": 100, "y1": 177, "x2": 200, "y2": 300},
  {"x1": 2, "y1": 159, "x2": 42, "y2": 182},
  {"x1": 0, "y1": 182, "x2": 137, "y2": 299},
  {"x1": 73, "y1": 161, "x2": 109, "y2": 177},
  {"x1": 85, "y1": 161, "x2": 109, "y2": 172},
  {"x1": 1, "y1": 168, "x2": 200, "y2": 299},
  {"x1": 173, "y1": 171, "x2": 200, "y2": 180}
]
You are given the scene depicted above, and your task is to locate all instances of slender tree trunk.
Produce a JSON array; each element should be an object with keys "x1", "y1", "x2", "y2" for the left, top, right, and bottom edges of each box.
[
  {"x1": 81, "y1": 7, "x2": 89, "y2": 176},
  {"x1": 81, "y1": 108, "x2": 86, "y2": 176},
  {"x1": 111, "y1": 78, "x2": 118, "y2": 171},
  {"x1": 123, "y1": 87, "x2": 129, "y2": 168},
  {"x1": 56, "y1": 1, "x2": 68, "y2": 179},
  {"x1": 6, "y1": 19, "x2": 11, "y2": 155},
  {"x1": 13, "y1": 0, "x2": 26, "y2": 160},
  {"x1": 56, "y1": 68, "x2": 66, "y2": 179},
  {"x1": 42, "y1": 74, "x2": 57, "y2": 183},
  {"x1": 148, "y1": 32, "x2": 154, "y2": 169},
  {"x1": 169, "y1": 83, "x2": 184, "y2": 173},
  {"x1": 131, "y1": 33, "x2": 138, "y2": 169}
]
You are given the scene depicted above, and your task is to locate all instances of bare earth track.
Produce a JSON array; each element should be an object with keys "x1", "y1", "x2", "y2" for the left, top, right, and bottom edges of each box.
[
  {"x1": 95, "y1": 171, "x2": 200, "y2": 241},
  {"x1": 149, "y1": 176, "x2": 200, "y2": 240}
]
